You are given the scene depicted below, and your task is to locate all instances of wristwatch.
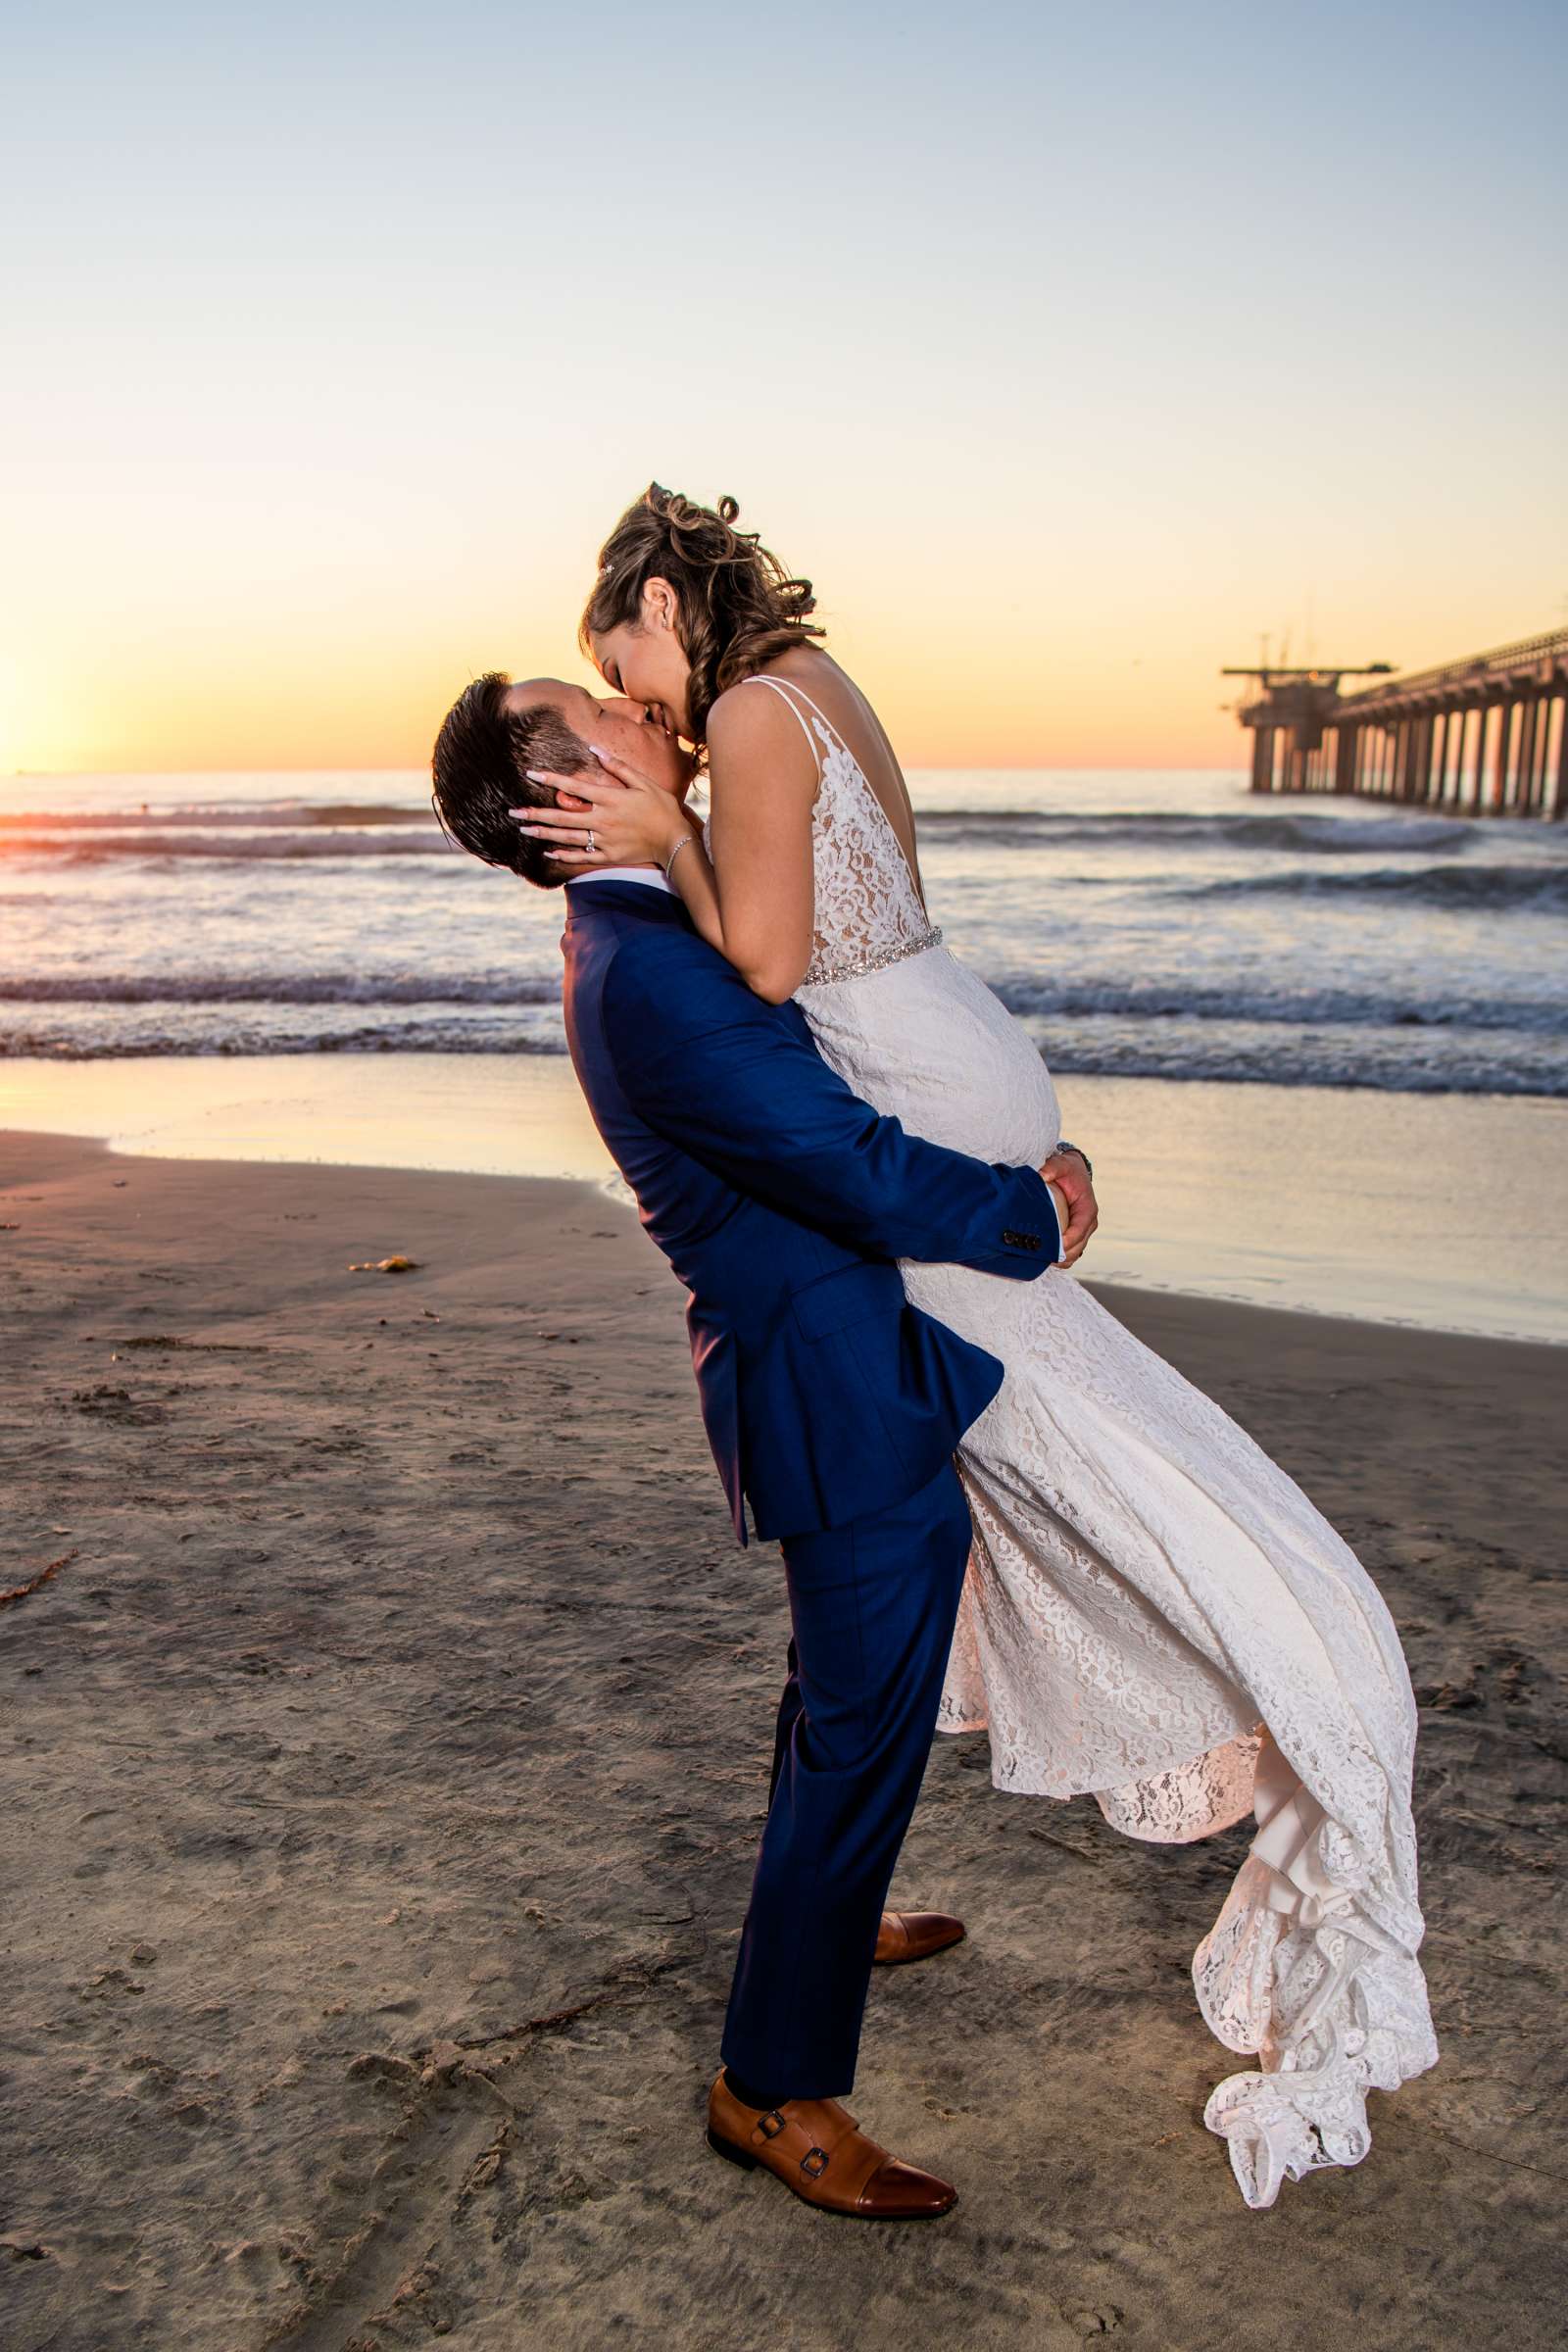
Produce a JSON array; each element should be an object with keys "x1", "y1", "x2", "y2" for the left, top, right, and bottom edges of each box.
[{"x1": 1055, "y1": 1138, "x2": 1094, "y2": 1183}]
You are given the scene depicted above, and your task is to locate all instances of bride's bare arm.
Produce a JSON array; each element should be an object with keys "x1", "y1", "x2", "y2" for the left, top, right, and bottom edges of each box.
[{"x1": 691, "y1": 686, "x2": 818, "y2": 1001}]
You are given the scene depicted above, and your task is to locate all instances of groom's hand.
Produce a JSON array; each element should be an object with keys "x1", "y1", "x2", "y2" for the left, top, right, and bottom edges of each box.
[{"x1": 1039, "y1": 1147, "x2": 1098, "y2": 1268}]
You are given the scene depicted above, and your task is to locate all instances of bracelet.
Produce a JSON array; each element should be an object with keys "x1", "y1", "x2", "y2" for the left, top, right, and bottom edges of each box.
[
  {"x1": 1055, "y1": 1137, "x2": 1094, "y2": 1183},
  {"x1": 663, "y1": 832, "x2": 696, "y2": 880}
]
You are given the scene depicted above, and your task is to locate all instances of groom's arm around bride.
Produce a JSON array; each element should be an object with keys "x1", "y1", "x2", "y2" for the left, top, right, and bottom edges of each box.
[
  {"x1": 562, "y1": 875, "x2": 1071, "y2": 1550},
  {"x1": 600, "y1": 914, "x2": 1066, "y2": 1276}
]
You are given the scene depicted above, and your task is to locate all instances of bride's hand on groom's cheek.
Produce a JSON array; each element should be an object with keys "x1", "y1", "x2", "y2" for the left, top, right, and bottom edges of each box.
[{"x1": 509, "y1": 754, "x2": 686, "y2": 871}]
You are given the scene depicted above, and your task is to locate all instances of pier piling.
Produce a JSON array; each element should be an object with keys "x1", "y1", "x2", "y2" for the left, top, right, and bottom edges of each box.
[{"x1": 1224, "y1": 629, "x2": 1568, "y2": 817}]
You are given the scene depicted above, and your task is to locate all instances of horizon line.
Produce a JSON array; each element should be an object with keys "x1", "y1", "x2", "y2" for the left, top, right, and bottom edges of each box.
[{"x1": 7, "y1": 760, "x2": 1253, "y2": 782}]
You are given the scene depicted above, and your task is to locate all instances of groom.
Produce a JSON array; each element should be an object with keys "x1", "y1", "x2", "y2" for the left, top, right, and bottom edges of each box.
[{"x1": 432, "y1": 674, "x2": 1094, "y2": 2219}]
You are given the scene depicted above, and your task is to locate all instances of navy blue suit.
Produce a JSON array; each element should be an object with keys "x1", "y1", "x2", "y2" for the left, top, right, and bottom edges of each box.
[{"x1": 560, "y1": 877, "x2": 1060, "y2": 2092}]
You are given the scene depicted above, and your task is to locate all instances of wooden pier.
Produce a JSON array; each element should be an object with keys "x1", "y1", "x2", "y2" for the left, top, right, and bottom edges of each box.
[{"x1": 1224, "y1": 627, "x2": 1568, "y2": 817}]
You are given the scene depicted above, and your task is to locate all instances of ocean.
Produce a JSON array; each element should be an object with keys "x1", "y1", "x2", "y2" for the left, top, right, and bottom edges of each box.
[
  {"x1": 4, "y1": 765, "x2": 1567, "y2": 1092},
  {"x1": 4, "y1": 766, "x2": 1566, "y2": 1342}
]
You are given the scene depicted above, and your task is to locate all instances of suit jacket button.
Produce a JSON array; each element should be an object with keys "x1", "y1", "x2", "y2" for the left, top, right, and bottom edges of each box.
[{"x1": 1004, "y1": 1228, "x2": 1041, "y2": 1250}]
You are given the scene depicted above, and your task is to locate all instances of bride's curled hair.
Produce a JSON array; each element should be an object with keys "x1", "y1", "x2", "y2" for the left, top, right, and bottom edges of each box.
[{"x1": 580, "y1": 484, "x2": 824, "y2": 741}]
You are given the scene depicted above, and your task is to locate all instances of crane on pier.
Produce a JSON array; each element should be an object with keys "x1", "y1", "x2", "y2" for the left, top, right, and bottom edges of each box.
[{"x1": 1220, "y1": 664, "x2": 1393, "y2": 753}]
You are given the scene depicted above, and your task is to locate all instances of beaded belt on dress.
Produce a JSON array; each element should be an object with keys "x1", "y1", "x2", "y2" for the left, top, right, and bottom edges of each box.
[{"x1": 801, "y1": 925, "x2": 944, "y2": 988}]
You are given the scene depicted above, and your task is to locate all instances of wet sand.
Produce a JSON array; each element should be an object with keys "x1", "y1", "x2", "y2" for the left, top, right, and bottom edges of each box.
[
  {"x1": 2, "y1": 1130, "x2": 1564, "y2": 2351},
  {"x1": 5, "y1": 1053, "x2": 1566, "y2": 1342}
]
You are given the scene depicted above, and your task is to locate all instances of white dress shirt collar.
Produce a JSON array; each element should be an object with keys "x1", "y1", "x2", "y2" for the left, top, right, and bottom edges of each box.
[{"x1": 564, "y1": 865, "x2": 675, "y2": 895}]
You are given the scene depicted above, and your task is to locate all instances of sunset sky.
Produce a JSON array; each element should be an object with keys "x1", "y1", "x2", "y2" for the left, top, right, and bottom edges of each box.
[{"x1": 4, "y1": 0, "x2": 1565, "y2": 775}]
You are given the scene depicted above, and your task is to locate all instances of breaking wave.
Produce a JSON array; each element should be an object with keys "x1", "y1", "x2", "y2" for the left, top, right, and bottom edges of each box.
[{"x1": 1182, "y1": 862, "x2": 1568, "y2": 912}]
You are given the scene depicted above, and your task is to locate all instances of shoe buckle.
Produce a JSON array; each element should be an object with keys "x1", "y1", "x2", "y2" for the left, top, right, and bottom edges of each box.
[
  {"x1": 800, "y1": 2145, "x2": 830, "y2": 2179},
  {"x1": 757, "y1": 2109, "x2": 787, "y2": 2139}
]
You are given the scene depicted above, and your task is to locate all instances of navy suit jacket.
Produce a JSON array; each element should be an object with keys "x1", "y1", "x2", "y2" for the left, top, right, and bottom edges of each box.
[{"x1": 560, "y1": 880, "x2": 1060, "y2": 1544}]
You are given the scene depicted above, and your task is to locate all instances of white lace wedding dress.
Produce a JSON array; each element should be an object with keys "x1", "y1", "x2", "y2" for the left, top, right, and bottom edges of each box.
[{"x1": 732, "y1": 672, "x2": 1438, "y2": 2210}]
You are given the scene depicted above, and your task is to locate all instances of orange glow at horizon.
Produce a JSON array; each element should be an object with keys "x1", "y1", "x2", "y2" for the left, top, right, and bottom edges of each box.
[
  {"x1": 1, "y1": 652, "x2": 1258, "y2": 779},
  {"x1": 7, "y1": 582, "x2": 1560, "y2": 781}
]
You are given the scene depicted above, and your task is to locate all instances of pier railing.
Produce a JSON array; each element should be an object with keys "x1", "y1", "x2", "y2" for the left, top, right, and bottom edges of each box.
[{"x1": 1227, "y1": 628, "x2": 1568, "y2": 817}]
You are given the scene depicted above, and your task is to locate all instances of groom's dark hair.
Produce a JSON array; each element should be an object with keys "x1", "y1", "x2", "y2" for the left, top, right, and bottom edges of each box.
[{"x1": 430, "y1": 673, "x2": 592, "y2": 889}]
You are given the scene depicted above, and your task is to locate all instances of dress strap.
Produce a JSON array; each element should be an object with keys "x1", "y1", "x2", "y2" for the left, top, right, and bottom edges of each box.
[{"x1": 736, "y1": 674, "x2": 829, "y2": 772}]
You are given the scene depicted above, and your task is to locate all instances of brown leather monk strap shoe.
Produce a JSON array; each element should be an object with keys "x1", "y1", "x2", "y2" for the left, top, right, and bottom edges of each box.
[
  {"x1": 872, "y1": 1908, "x2": 965, "y2": 1966},
  {"x1": 707, "y1": 2072, "x2": 957, "y2": 2220}
]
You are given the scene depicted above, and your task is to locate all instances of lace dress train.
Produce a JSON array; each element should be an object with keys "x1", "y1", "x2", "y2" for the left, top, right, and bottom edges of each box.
[
  {"x1": 731, "y1": 671, "x2": 1438, "y2": 2205},
  {"x1": 928, "y1": 1259, "x2": 1438, "y2": 2208}
]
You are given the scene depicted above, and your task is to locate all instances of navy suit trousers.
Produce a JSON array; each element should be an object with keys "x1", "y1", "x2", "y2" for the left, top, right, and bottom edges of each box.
[{"x1": 718, "y1": 1460, "x2": 973, "y2": 2097}]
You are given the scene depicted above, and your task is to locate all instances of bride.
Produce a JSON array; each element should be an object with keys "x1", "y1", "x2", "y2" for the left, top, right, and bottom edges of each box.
[{"x1": 513, "y1": 483, "x2": 1439, "y2": 2209}]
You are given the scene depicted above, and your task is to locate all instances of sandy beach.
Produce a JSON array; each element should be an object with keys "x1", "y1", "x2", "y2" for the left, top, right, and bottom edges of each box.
[{"x1": 3, "y1": 1127, "x2": 1565, "y2": 2352}]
